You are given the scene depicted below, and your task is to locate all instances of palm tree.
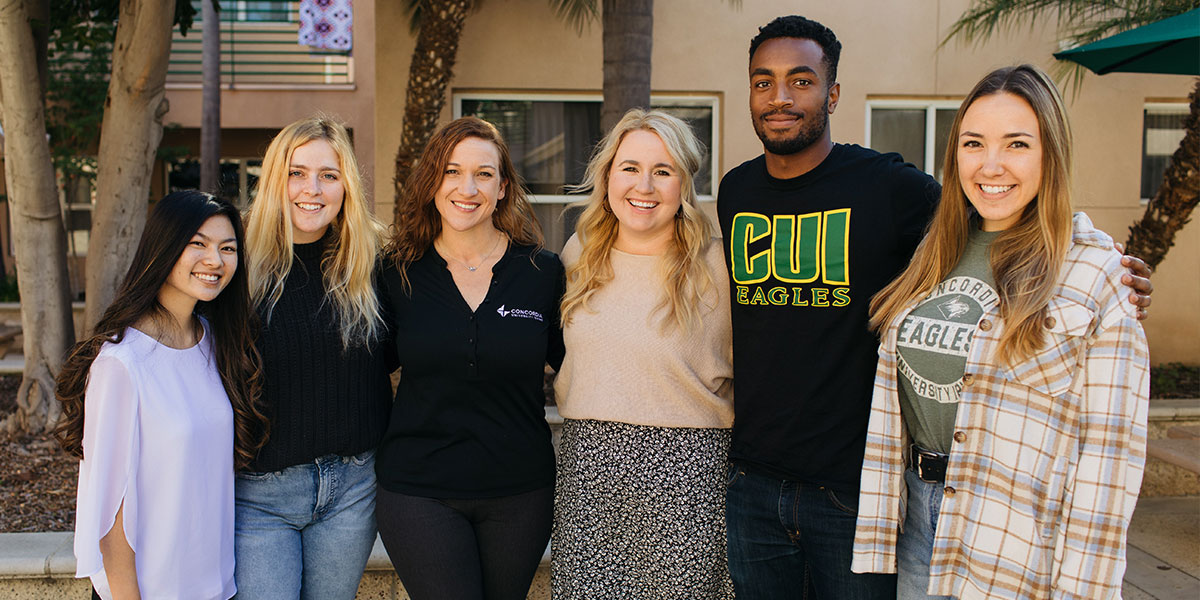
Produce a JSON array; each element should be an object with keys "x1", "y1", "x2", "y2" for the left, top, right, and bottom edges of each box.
[
  {"x1": 946, "y1": 0, "x2": 1200, "y2": 269},
  {"x1": 600, "y1": 0, "x2": 652, "y2": 131},
  {"x1": 391, "y1": 0, "x2": 598, "y2": 225}
]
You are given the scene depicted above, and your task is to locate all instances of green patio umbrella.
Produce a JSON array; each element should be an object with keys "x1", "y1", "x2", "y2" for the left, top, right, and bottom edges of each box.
[{"x1": 1053, "y1": 8, "x2": 1200, "y2": 75}]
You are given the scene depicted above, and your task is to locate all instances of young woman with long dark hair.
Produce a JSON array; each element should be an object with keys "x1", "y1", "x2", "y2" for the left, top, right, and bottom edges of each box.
[
  {"x1": 56, "y1": 190, "x2": 265, "y2": 600},
  {"x1": 852, "y1": 65, "x2": 1150, "y2": 599}
]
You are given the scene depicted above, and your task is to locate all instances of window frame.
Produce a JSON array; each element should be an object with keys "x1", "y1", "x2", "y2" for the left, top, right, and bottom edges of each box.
[
  {"x1": 864, "y1": 99, "x2": 962, "y2": 177},
  {"x1": 1141, "y1": 102, "x2": 1189, "y2": 205},
  {"x1": 452, "y1": 91, "x2": 722, "y2": 204}
]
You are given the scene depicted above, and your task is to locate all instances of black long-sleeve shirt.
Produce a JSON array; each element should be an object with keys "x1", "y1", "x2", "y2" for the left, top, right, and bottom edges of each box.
[
  {"x1": 248, "y1": 237, "x2": 394, "y2": 473},
  {"x1": 375, "y1": 243, "x2": 564, "y2": 498}
]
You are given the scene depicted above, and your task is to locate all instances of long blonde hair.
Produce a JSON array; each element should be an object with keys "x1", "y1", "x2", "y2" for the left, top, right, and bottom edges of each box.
[
  {"x1": 869, "y1": 64, "x2": 1073, "y2": 366},
  {"x1": 386, "y1": 117, "x2": 543, "y2": 290},
  {"x1": 245, "y1": 114, "x2": 385, "y2": 348},
  {"x1": 560, "y1": 109, "x2": 715, "y2": 332}
]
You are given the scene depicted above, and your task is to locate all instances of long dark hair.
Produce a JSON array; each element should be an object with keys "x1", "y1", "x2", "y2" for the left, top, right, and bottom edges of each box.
[{"x1": 55, "y1": 191, "x2": 269, "y2": 469}]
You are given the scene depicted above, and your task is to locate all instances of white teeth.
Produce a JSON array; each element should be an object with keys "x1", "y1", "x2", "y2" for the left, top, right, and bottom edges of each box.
[
  {"x1": 297, "y1": 202, "x2": 323, "y2": 211},
  {"x1": 194, "y1": 273, "x2": 219, "y2": 282},
  {"x1": 452, "y1": 201, "x2": 479, "y2": 211},
  {"x1": 628, "y1": 199, "x2": 658, "y2": 209},
  {"x1": 981, "y1": 184, "x2": 1014, "y2": 194}
]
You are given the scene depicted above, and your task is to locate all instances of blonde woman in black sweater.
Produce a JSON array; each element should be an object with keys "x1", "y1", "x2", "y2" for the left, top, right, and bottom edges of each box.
[{"x1": 235, "y1": 115, "x2": 393, "y2": 600}]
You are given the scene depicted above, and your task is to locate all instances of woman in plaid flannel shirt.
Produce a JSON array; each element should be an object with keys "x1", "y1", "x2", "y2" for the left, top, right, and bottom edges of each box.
[{"x1": 852, "y1": 64, "x2": 1149, "y2": 599}]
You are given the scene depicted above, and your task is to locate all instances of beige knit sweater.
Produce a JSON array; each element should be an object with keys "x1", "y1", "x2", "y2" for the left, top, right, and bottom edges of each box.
[{"x1": 554, "y1": 234, "x2": 734, "y2": 429}]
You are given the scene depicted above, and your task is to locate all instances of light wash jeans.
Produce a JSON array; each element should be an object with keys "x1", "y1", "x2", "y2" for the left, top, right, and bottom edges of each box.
[
  {"x1": 233, "y1": 449, "x2": 378, "y2": 600},
  {"x1": 897, "y1": 468, "x2": 954, "y2": 600}
]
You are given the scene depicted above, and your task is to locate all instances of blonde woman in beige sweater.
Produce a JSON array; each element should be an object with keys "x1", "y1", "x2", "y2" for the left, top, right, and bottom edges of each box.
[{"x1": 551, "y1": 109, "x2": 735, "y2": 599}]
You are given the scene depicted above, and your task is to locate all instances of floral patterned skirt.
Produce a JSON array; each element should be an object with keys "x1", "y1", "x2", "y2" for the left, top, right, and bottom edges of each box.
[{"x1": 551, "y1": 418, "x2": 735, "y2": 599}]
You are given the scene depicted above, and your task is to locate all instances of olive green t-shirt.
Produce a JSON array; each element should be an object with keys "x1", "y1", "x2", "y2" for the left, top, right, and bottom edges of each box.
[{"x1": 896, "y1": 227, "x2": 1000, "y2": 453}]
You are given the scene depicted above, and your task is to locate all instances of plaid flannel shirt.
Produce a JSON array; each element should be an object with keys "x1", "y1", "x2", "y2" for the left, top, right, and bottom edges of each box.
[{"x1": 853, "y1": 213, "x2": 1149, "y2": 599}]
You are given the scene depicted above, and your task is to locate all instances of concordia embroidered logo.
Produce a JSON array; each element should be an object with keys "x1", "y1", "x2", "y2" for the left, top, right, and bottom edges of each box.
[{"x1": 496, "y1": 304, "x2": 544, "y2": 322}]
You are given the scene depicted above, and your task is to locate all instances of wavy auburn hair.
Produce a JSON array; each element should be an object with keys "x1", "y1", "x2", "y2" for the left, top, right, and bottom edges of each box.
[
  {"x1": 560, "y1": 109, "x2": 715, "y2": 332},
  {"x1": 55, "y1": 191, "x2": 268, "y2": 469},
  {"x1": 245, "y1": 114, "x2": 385, "y2": 348},
  {"x1": 386, "y1": 116, "x2": 543, "y2": 288},
  {"x1": 869, "y1": 64, "x2": 1074, "y2": 366}
]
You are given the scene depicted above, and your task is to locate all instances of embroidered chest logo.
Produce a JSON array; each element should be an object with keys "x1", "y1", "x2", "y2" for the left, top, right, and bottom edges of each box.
[{"x1": 496, "y1": 304, "x2": 544, "y2": 322}]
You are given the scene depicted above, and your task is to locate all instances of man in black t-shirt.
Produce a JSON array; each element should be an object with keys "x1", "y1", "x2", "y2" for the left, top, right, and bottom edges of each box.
[
  {"x1": 718, "y1": 16, "x2": 931, "y2": 599},
  {"x1": 719, "y1": 15, "x2": 1154, "y2": 600}
]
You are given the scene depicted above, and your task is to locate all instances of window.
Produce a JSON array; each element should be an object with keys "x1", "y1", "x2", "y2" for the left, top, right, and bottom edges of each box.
[
  {"x1": 192, "y1": 1, "x2": 293, "y2": 23},
  {"x1": 236, "y1": 2, "x2": 292, "y2": 23},
  {"x1": 865, "y1": 101, "x2": 960, "y2": 182},
  {"x1": 167, "y1": 158, "x2": 263, "y2": 209},
  {"x1": 1142, "y1": 104, "x2": 1188, "y2": 203},
  {"x1": 454, "y1": 92, "x2": 720, "y2": 252}
]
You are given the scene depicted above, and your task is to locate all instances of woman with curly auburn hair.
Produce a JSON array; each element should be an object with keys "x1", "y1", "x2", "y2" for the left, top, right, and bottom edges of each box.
[
  {"x1": 853, "y1": 65, "x2": 1150, "y2": 599},
  {"x1": 235, "y1": 115, "x2": 393, "y2": 600},
  {"x1": 55, "y1": 190, "x2": 264, "y2": 600},
  {"x1": 551, "y1": 109, "x2": 734, "y2": 598},
  {"x1": 374, "y1": 116, "x2": 563, "y2": 600}
]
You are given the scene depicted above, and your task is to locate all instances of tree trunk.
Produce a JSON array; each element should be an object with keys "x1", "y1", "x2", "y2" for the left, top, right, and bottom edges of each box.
[
  {"x1": 392, "y1": 0, "x2": 471, "y2": 225},
  {"x1": 200, "y1": 0, "x2": 221, "y2": 194},
  {"x1": 1125, "y1": 78, "x2": 1200, "y2": 270},
  {"x1": 86, "y1": 0, "x2": 175, "y2": 331},
  {"x1": 0, "y1": 0, "x2": 77, "y2": 435},
  {"x1": 600, "y1": 0, "x2": 653, "y2": 132}
]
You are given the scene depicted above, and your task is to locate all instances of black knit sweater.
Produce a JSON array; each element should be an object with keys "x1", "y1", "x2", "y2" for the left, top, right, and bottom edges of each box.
[{"x1": 247, "y1": 237, "x2": 394, "y2": 472}]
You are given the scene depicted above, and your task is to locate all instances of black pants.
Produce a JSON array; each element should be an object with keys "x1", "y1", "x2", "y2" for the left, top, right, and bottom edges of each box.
[{"x1": 375, "y1": 484, "x2": 553, "y2": 600}]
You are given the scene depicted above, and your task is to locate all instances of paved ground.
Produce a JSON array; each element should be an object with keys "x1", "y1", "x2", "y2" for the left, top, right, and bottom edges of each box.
[{"x1": 1124, "y1": 495, "x2": 1200, "y2": 599}]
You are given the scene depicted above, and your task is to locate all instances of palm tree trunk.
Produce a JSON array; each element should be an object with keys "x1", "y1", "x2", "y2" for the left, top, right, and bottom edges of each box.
[
  {"x1": 1125, "y1": 78, "x2": 1200, "y2": 270},
  {"x1": 392, "y1": 0, "x2": 471, "y2": 224},
  {"x1": 600, "y1": 0, "x2": 653, "y2": 132},
  {"x1": 200, "y1": 0, "x2": 221, "y2": 194},
  {"x1": 0, "y1": 0, "x2": 76, "y2": 435},
  {"x1": 86, "y1": 0, "x2": 175, "y2": 331}
]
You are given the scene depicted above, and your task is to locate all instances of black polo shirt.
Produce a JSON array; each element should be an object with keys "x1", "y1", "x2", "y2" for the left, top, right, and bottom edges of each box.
[{"x1": 375, "y1": 243, "x2": 564, "y2": 498}]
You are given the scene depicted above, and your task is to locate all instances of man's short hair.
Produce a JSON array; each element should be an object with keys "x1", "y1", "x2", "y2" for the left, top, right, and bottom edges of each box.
[{"x1": 749, "y1": 15, "x2": 842, "y2": 85}]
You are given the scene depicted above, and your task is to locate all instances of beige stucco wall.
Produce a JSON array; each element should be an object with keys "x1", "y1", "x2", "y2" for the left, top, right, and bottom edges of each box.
[
  {"x1": 372, "y1": 0, "x2": 1197, "y2": 363},
  {"x1": 163, "y1": 0, "x2": 377, "y2": 200}
]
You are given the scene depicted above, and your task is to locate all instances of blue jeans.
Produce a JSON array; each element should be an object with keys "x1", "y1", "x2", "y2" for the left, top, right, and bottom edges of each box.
[
  {"x1": 725, "y1": 464, "x2": 896, "y2": 600},
  {"x1": 897, "y1": 468, "x2": 953, "y2": 600},
  {"x1": 233, "y1": 449, "x2": 378, "y2": 600}
]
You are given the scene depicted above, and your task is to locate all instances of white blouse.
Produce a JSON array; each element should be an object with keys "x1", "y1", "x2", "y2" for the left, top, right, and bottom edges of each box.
[{"x1": 74, "y1": 324, "x2": 236, "y2": 600}]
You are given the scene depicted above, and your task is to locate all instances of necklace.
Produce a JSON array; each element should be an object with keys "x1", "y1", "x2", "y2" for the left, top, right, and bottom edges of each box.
[{"x1": 439, "y1": 233, "x2": 504, "y2": 272}]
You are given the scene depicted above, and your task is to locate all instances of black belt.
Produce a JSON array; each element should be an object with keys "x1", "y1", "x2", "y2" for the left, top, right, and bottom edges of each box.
[{"x1": 909, "y1": 445, "x2": 948, "y2": 483}]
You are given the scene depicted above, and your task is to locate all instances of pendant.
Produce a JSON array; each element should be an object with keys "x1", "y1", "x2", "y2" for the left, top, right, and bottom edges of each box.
[{"x1": 467, "y1": 266, "x2": 477, "y2": 272}]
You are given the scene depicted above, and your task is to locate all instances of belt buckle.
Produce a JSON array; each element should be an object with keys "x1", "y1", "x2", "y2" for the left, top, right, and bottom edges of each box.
[{"x1": 912, "y1": 445, "x2": 947, "y2": 483}]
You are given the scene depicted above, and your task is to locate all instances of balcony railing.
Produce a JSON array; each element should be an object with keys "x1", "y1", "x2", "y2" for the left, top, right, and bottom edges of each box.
[{"x1": 167, "y1": 1, "x2": 354, "y2": 87}]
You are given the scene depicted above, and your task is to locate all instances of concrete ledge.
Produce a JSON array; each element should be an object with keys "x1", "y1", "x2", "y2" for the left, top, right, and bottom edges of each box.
[
  {"x1": 1148, "y1": 438, "x2": 1200, "y2": 474},
  {"x1": 1149, "y1": 398, "x2": 1200, "y2": 421},
  {"x1": 1, "y1": 532, "x2": 551, "y2": 599},
  {"x1": 0, "y1": 532, "x2": 74, "y2": 578}
]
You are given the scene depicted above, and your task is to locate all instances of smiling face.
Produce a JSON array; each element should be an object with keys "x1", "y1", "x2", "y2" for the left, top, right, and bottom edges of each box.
[
  {"x1": 159, "y1": 215, "x2": 238, "y2": 316},
  {"x1": 435, "y1": 137, "x2": 507, "y2": 235},
  {"x1": 287, "y1": 138, "x2": 345, "y2": 243},
  {"x1": 956, "y1": 92, "x2": 1044, "y2": 232},
  {"x1": 749, "y1": 37, "x2": 839, "y2": 157},
  {"x1": 607, "y1": 129, "x2": 684, "y2": 253}
]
